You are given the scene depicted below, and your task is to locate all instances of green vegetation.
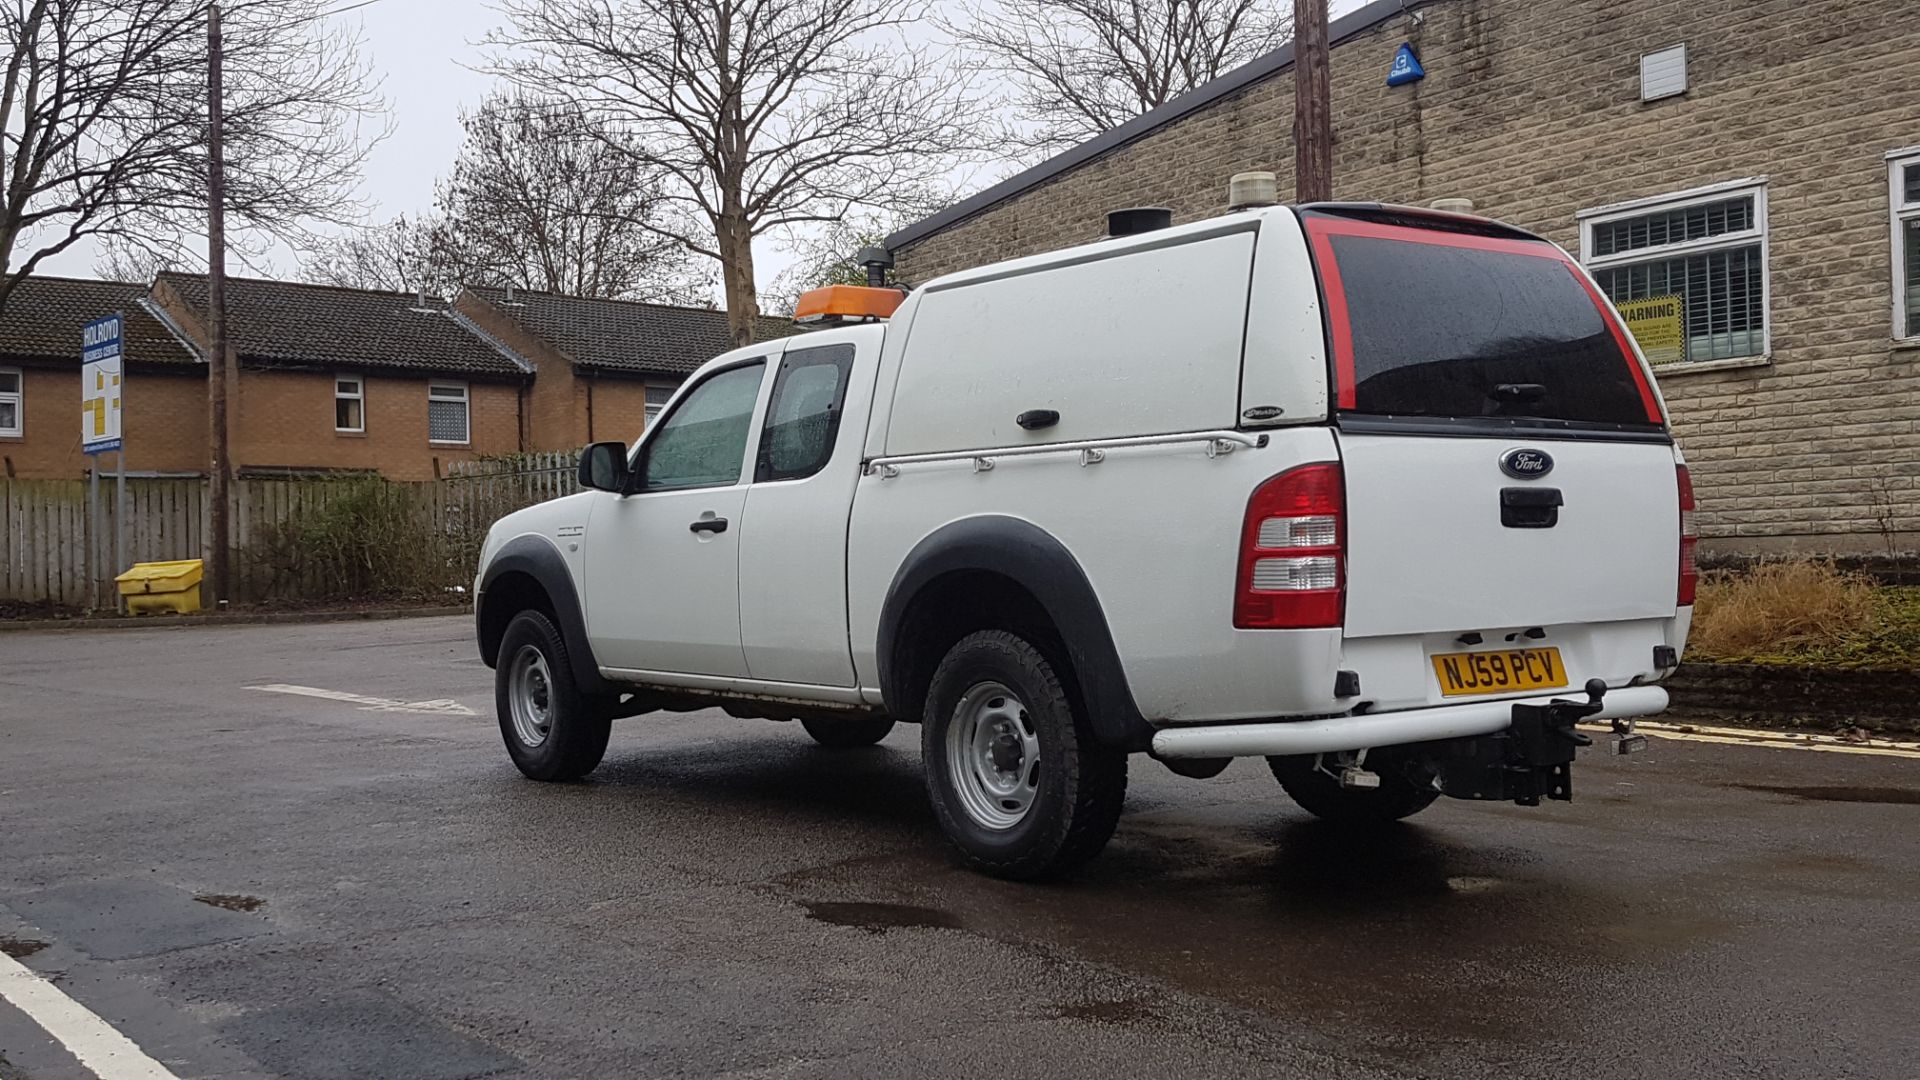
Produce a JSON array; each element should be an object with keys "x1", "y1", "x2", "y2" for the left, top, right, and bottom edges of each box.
[{"x1": 1689, "y1": 560, "x2": 1920, "y2": 669}]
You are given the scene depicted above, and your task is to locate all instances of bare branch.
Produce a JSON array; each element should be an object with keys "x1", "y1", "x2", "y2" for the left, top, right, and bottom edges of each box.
[
  {"x1": 0, "y1": 0, "x2": 389, "y2": 318},
  {"x1": 945, "y1": 0, "x2": 1291, "y2": 156},
  {"x1": 485, "y1": 0, "x2": 982, "y2": 345}
]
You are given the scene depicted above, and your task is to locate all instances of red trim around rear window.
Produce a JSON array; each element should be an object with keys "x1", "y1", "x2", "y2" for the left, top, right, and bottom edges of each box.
[{"x1": 1303, "y1": 215, "x2": 1665, "y2": 425}]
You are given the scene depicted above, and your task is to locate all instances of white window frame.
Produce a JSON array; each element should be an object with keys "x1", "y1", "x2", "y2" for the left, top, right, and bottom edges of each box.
[
  {"x1": 427, "y1": 380, "x2": 470, "y2": 445},
  {"x1": 643, "y1": 383, "x2": 674, "y2": 423},
  {"x1": 0, "y1": 366, "x2": 21, "y2": 437},
  {"x1": 334, "y1": 373, "x2": 365, "y2": 433},
  {"x1": 1890, "y1": 146, "x2": 1920, "y2": 344},
  {"x1": 1578, "y1": 177, "x2": 1772, "y2": 369}
]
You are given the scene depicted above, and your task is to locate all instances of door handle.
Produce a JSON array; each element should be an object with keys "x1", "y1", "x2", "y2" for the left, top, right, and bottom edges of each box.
[{"x1": 689, "y1": 516, "x2": 729, "y2": 535}]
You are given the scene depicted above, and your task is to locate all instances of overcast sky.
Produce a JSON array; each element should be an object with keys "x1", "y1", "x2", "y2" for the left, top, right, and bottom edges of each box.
[{"x1": 45, "y1": 0, "x2": 1369, "y2": 299}]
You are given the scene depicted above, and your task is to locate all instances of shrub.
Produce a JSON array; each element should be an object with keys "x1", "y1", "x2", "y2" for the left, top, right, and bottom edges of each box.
[
  {"x1": 1689, "y1": 559, "x2": 1881, "y2": 658},
  {"x1": 245, "y1": 477, "x2": 468, "y2": 602}
]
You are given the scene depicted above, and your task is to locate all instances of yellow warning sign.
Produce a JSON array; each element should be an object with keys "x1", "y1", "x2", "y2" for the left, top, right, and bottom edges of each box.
[{"x1": 1616, "y1": 295, "x2": 1686, "y2": 367}]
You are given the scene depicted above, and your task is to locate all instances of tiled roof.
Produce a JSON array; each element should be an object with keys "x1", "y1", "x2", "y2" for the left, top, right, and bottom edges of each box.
[
  {"x1": 0, "y1": 276, "x2": 196, "y2": 366},
  {"x1": 469, "y1": 287, "x2": 794, "y2": 377},
  {"x1": 159, "y1": 273, "x2": 527, "y2": 379}
]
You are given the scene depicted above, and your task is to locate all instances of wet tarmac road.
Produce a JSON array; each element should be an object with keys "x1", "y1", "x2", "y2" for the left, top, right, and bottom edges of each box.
[{"x1": 1, "y1": 616, "x2": 1917, "y2": 1079}]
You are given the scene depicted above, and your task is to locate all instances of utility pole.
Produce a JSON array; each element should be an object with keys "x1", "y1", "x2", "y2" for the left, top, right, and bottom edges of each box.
[
  {"x1": 1293, "y1": 0, "x2": 1334, "y2": 203},
  {"x1": 207, "y1": 3, "x2": 232, "y2": 606}
]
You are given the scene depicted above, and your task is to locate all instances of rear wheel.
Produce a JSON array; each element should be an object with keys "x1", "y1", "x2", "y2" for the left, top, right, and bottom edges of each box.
[
  {"x1": 922, "y1": 630, "x2": 1127, "y2": 880},
  {"x1": 496, "y1": 610, "x2": 612, "y2": 782},
  {"x1": 1268, "y1": 755, "x2": 1440, "y2": 823},
  {"x1": 800, "y1": 716, "x2": 896, "y2": 748}
]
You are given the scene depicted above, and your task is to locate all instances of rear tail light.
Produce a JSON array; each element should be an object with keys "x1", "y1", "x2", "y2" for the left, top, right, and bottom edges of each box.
[
  {"x1": 1236, "y1": 463, "x2": 1344, "y2": 629},
  {"x1": 1677, "y1": 464, "x2": 1698, "y2": 606}
]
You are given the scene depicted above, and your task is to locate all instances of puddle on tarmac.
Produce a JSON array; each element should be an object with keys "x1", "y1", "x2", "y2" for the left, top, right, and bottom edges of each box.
[
  {"x1": 0, "y1": 937, "x2": 48, "y2": 958},
  {"x1": 195, "y1": 893, "x2": 268, "y2": 912},
  {"x1": 1734, "y1": 784, "x2": 1920, "y2": 806},
  {"x1": 802, "y1": 900, "x2": 963, "y2": 934},
  {"x1": 1059, "y1": 999, "x2": 1157, "y2": 1027}
]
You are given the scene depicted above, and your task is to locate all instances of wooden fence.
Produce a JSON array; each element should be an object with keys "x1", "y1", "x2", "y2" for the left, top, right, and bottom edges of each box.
[{"x1": 0, "y1": 452, "x2": 579, "y2": 610}]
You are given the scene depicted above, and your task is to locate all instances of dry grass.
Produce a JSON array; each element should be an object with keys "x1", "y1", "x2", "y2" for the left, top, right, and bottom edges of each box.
[{"x1": 1689, "y1": 560, "x2": 1882, "y2": 658}]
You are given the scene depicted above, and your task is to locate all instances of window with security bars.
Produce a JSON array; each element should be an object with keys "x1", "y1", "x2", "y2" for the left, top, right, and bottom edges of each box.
[
  {"x1": 1582, "y1": 185, "x2": 1768, "y2": 363},
  {"x1": 427, "y1": 381, "x2": 469, "y2": 444},
  {"x1": 1894, "y1": 153, "x2": 1920, "y2": 341},
  {"x1": 644, "y1": 384, "x2": 674, "y2": 423}
]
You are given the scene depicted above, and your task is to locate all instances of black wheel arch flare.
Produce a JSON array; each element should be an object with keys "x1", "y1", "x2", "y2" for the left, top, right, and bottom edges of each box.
[
  {"x1": 476, "y1": 534, "x2": 611, "y2": 695},
  {"x1": 877, "y1": 515, "x2": 1152, "y2": 751}
]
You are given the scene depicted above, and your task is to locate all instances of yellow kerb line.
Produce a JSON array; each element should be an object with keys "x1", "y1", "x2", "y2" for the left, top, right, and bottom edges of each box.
[{"x1": 1579, "y1": 719, "x2": 1920, "y2": 760}]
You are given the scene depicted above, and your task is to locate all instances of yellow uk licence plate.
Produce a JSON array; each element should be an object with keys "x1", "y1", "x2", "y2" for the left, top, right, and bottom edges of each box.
[{"x1": 1431, "y1": 647, "x2": 1568, "y2": 697}]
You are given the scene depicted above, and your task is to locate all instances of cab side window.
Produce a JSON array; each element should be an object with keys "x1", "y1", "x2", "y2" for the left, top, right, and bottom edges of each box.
[
  {"x1": 642, "y1": 361, "x2": 765, "y2": 491},
  {"x1": 755, "y1": 344, "x2": 855, "y2": 483}
]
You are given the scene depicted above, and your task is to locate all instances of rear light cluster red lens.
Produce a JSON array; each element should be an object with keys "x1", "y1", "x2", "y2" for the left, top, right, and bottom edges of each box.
[
  {"x1": 1235, "y1": 463, "x2": 1345, "y2": 629},
  {"x1": 1677, "y1": 464, "x2": 1699, "y2": 606}
]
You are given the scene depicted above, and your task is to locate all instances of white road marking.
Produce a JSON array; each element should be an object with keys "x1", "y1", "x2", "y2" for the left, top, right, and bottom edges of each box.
[
  {"x1": 0, "y1": 949, "x2": 180, "y2": 1080},
  {"x1": 247, "y1": 684, "x2": 476, "y2": 717},
  {"x1": 1582, "y1": 719, "x2": 1920, "y2": 760}
]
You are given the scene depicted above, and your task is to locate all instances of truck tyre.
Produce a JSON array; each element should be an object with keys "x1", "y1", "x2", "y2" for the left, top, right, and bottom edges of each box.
[
  {"x1": 800, "y1": 716, "x2": 896, "y2": 748},
  {"x1": 1267, "y1": 755, "x2": 1440, "y2": 823},
  {"x1": 496, "y1": 610, "x2": 612, "y2": 782},
  {"x1": 922, "y1": 630, "x2": 1127, "y2": 880}
]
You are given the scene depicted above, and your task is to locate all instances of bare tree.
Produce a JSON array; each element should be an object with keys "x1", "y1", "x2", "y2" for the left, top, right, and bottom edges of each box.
[
  {"x1": 488, "y1": 0, "x2": 981, "y2": 346},
  {"x1": 96, "y1": 235, "x2": 179, "y2": 283},
  {"x1": 762, "y1": 187, "x2": 952, "y2": 315},
  {"x1": 0, "y1": 0, "x2": 385, "y2": 318},
  {"x1": 302, "y1": 214, "x2": 447, "y2": 295},
  {"x1": 949, "y1": 0, "x2": 1291, "y2": 154},
  {"x1": 434, "y1": 93, "x2": 711, "y2": 305}
]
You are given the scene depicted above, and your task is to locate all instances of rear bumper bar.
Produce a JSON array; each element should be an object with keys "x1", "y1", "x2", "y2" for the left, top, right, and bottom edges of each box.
[{"x1": 1149, "y1": 685, "x2": 1669, "y2": 759}]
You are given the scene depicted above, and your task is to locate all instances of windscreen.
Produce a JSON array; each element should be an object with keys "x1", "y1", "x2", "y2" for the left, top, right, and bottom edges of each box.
[{"x1": 1306, "y1": 214, "x2": 1663, "y2": 429}]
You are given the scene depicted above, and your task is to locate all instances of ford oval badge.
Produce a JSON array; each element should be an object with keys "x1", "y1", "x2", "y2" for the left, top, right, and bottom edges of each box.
[{"x1": 1501, "y1": 448, "x2": 1554, "y2": 479}]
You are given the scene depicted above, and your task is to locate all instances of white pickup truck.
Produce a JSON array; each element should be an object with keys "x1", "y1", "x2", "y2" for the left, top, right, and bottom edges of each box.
[{"x1": 474, "y1": 200, "x2": 1693, "y2": 880}]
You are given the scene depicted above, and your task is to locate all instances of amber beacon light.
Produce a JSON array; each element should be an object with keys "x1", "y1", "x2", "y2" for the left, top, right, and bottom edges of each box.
[{"x1": 793, "y1": 284, "x2": 906, "y2": 325}]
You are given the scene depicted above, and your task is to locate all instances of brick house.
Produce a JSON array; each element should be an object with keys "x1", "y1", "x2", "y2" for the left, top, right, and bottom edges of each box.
[
  {"x1": 0, "y1": 273, "x2": 770, "y2": 481},
  {"x1": 0, "y1": 277, "x2": 202, "y2": 480},
  {"x1": 885, "y1": 0, "x2": 1920, "y2": 555},
  {"x1": 149, "y1": 274, "x2": 530, "y2": 481},
  {"x1": 454, "y1": 286, "x2": 792, "y2": 450}
]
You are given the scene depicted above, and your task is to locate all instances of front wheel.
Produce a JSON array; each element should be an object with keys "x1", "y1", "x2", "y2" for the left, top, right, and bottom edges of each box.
[
  {"x1": 496, "y1": 610, "x2": 612, "y2": 782},
  {"x1": 1268, "y1": 755, "x2": 1440, "y2": 822},
  {"x1": 921, "y1": 630, "x2": 1127, "y2": 880}
]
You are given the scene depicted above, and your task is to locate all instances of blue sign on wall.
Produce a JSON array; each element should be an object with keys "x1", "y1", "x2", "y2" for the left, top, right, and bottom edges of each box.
[{"x1": 1387, "y1": 43, "x2": 1426, "y2": 87}]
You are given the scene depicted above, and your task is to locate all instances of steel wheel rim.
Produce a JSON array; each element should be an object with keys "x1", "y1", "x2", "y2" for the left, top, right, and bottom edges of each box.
[
  {"x1": 508, "y1": 643, "x2": 555, "y2": 748},
  {"x1": 945, "y1": 681, "x2": 1041, "y2": 831}
]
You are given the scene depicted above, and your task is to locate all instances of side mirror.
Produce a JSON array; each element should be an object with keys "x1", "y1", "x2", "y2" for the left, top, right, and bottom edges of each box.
[{"x1": 578, "y1": 441, "x2": 631, "y2": 493}]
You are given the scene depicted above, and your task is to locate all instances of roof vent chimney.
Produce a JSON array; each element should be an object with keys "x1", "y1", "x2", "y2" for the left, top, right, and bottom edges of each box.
[
  {"x1": 856, "y1": 245, "x2": 893, "y2": 288},
  {"x1": 1106, "y1": 207, "x2": 1173, "y2": 238},
  {"x1": 1227, "y1": 172, "x2": 1279, "y2": 210},
  {"x1": 1430, "y1": 197, "x2": 1477, "y2": 215}
]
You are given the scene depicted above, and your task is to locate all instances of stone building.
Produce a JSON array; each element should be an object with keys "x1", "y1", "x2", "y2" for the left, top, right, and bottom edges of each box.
[{"x1": 886, "y1": 0, "x2": 1920, "y2": 554}]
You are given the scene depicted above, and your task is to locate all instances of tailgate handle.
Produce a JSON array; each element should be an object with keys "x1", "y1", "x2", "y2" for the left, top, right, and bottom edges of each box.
[{"x1": 1501, "y1": 487, "x2": 1563, "y2": 529}]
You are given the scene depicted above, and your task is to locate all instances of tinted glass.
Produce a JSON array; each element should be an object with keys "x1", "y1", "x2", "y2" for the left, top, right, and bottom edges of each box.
[
  {"x1": 644, "y1": 362, "x2": 763, "y2": 490},
  {"x1": 757, "y1": 345, "x2": 853, "y2": 483},
  {"x1": 1326, "y1": 234, "x2": 1654, "y2": 427}
]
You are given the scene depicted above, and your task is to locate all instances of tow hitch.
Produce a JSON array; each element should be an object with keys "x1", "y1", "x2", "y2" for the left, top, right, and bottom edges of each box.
[{"x1": 1437, "y1": 679, "x2": 1634, "y2": 806}]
